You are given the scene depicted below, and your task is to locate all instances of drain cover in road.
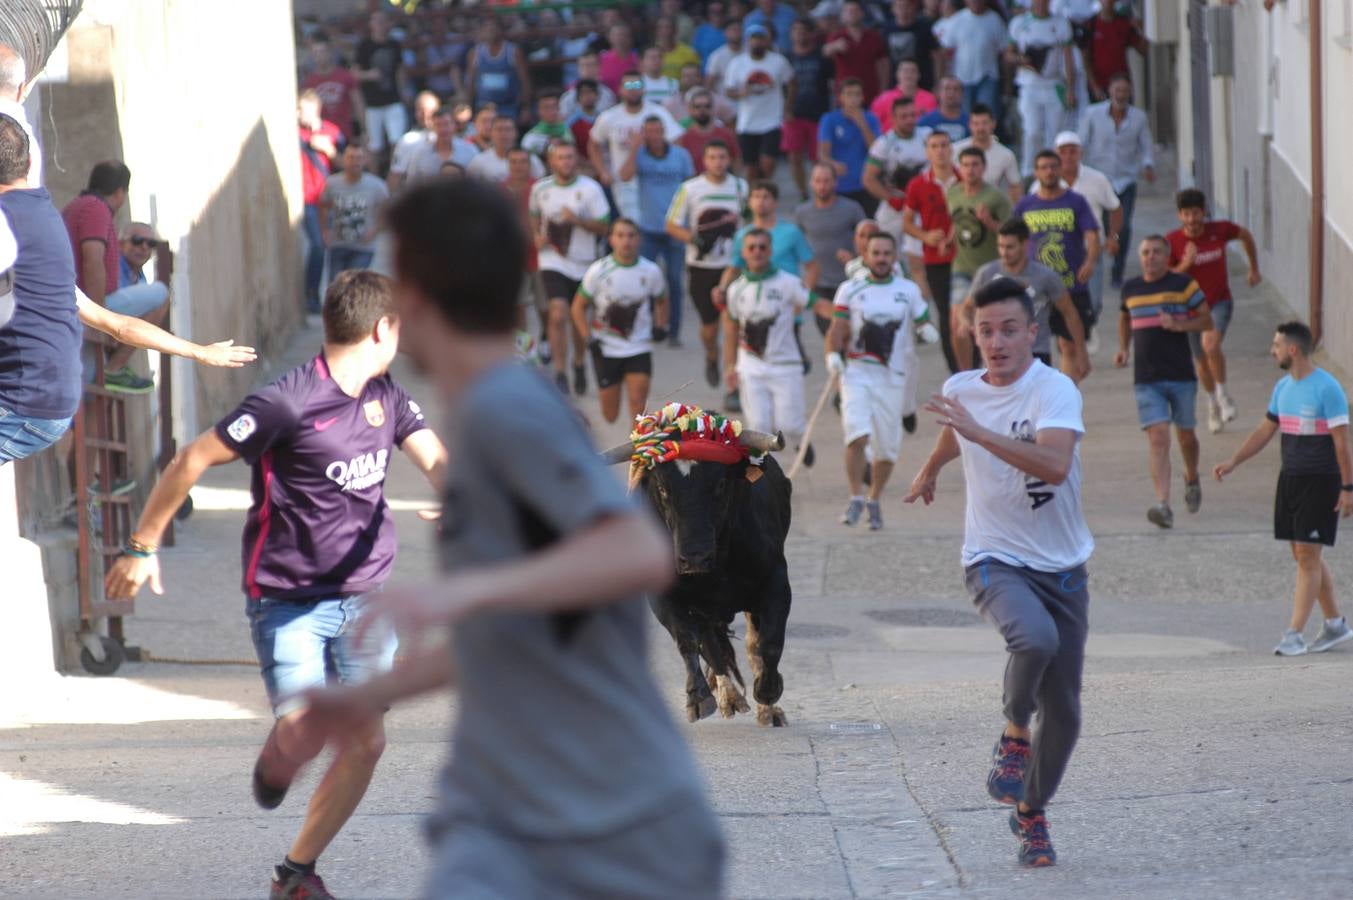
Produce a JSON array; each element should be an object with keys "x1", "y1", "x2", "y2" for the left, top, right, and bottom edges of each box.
[
  {"x1": 829, "y1": 722, "x2": 884, "y2": 734},
  {"x1": 786, "y1": 623, "x2": 851, "y2": 639},
  {"x1": 865, "y1": 608, "x2": 982, "y2": 627}
]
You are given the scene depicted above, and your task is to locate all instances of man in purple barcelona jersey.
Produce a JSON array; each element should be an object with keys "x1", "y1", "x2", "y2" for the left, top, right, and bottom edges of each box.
[{"x1": 105, "y1": 269, "x2": 448, "y2": 900}]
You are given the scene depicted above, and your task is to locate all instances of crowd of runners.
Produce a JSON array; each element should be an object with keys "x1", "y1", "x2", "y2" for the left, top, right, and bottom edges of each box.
[{"x1": 3, "y1": 0, "x2": 1352, "y2": 897}]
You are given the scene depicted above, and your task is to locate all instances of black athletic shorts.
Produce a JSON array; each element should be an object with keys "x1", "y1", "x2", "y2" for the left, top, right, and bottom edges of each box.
[
  {"x1": 1274, "y1": 472, "x2": 1342, "y2": 546},
  {"x1": 814, "y1": 284, "x2": 840, "y2": 335},
  {"x1": 738, "y1": 129, "x2": 782, "y2": 162},
  {"x1": 591, "y1": 348, "x2": 652, "y2": 390},
  {"x1": 688, "y1": 266, "x2": 724, "y2": 326},
  {"x1": 542, "y1": 270, "x2": 582, "y2": 303},
  {"x1": 1050, "y1": 286, "x2": 1096, "y2": 341}
]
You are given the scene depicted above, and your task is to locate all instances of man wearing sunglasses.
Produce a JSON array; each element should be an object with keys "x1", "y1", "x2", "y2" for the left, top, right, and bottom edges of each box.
[
  {"x1": 111, "y1": 222, "x2": 172, "y2": 337},
  {"x1": 588, "y1": 70, "x2": 684, "y2": 222}
]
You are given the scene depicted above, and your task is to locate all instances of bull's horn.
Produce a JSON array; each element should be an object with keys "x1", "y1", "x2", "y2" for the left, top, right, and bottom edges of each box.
[
  {"x1": 741, "y1": 429, "x2": 784, "y2": 452},
  {"x1": 600, "y1": 442, "x2": 633, "y2": 465}
]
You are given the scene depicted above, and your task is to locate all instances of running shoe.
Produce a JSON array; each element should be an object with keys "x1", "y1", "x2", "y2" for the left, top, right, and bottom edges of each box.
[
  {"x1": 724, "y1": 389, "x2": 742, "y2": 413},
  {"x1": 573, "y1": 364, "x2": 587, "y2": 396},
  {"x1": 841, "y1": 498, "x2": 865, "y2": 526},
  {"x1": 867, "y1": 499, "x2": 883, "y2": 530},
  {"x1": 1207, "y1": 402, "x2": 1224, "y2": 435},
  {"x1": 553, "y1": 370, "x2": 569, "y2": 394},
  {"x1": 271, "y1": 867, "x2": 335, "y2": 900},
  {"x1": 1086, "y1": 331, "x2": 1101, "y2": 356},
  {"x1": 903, "y1": 413, "x2": 917, "y2": 434},
  {"x1": 103, "y1": 366, "x2": 154, "y2": 394},
  {"x1": 1309, "y1": 618, "x2": 1353, "y2": 653},
  {"x1": 1273, "y1": 629, "x2": 1308, "y2": 657},
  {"x1": 1217, "y1": 390, "x2": 1238, "y2": 423},
  {"x1": 705, "y1": 358, "x2": 719, "y2": 388},
  {"x1": 1009, "y1": 809, "x2": 1057, "y2": 867},
  {"x1": 1184, "y1": 479, "x2": 1202, "y2": 514},
  {"x1": 667, "y1": 334, "x2": 683, "y2": 348},
  {"x1": 800, "y1": 443, "x2": 816, "y2": 468},
  {"x1": 987, "y1": 734, "x2": 1030, "y2": 805},
  {"x1": 1147, "y1": 502, "x2": 1174, "y2": 529}
]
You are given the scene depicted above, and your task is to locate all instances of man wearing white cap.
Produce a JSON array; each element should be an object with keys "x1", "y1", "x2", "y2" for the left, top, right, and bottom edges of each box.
[
  {"x1": 722, "y1": 23, "x2": 795, "y2": 181},
  {"x1": 1054, "y1": 131, "x2": 1119, "y2": 346}
]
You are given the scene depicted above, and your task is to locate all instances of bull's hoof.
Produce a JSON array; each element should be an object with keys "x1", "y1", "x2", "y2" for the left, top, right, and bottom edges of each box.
[
  {"x1": 756, "y1": 704, "x2": 788, "y2": 727},
  {"x1": 715, "y1": 674, "x2": 751, "y2": 718},
  {"x1": 688, "y1": 695, "x2": 718, "y2": 722}
]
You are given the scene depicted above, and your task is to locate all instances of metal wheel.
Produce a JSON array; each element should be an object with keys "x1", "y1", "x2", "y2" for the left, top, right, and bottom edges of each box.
[{"x1": 79, "y1": 635, "x2": 125, "y2": 676}]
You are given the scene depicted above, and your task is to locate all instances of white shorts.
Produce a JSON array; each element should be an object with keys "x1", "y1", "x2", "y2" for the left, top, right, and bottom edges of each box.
[
  {"x1": 901, "y1": 346, "x2": 920, "y2": 417},
  {"x1": 365, "y1": 103, "x2": 410, "y2": 152},
  {"x1": 739, "y1": 364, "x2": 806, "y2": 441},
  {"x1": 841, "y1": 363, "x2": 906, "y2": 462}
]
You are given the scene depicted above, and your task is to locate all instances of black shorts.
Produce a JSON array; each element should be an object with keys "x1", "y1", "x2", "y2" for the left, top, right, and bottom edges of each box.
[
  {"x1": 738, "y1": 129, "x2": 782, "y2": 162},
  {"x1": 542, "y1": 270, "x2": 582, "y2": 303},
  {"x1": 1274, "y1": 472, "x2": 1342, "y2": 546},
  {"x1": 1050, "y1": 287, "x2": 1096, "y2": 341},
  {"x1": 813, "y1": 284, "x2": 840, "y2": 335},
  {"x1": 591, "y1": 348, "x2": 652, "y2": 390},
  {"x1": 688, "y1": 266, "x2": 724, "y2": 326}
]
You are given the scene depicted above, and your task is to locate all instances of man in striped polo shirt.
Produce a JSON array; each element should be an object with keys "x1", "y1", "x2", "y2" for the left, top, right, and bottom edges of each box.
[
  {"x1": 1214, "y1": 321, "x2": 1353, "y2": 657},
  {"x1": 1113, "y1": 235, "x2": 1211, "y2": 529}
]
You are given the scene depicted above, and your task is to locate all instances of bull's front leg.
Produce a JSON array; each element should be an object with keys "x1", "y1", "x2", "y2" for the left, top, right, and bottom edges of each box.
[
  {"x1": 650, "y1": 596, "x2": 717, "y2": 721},
  {"x1": 745, "y1": 566, "x2": 791, "y2": 727}
]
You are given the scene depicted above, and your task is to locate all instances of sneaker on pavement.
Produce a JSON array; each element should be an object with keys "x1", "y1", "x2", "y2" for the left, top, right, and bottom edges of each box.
[
  {"x1": 902, "y1": 413, "x2": 917, "y2": 434},
  {"x1": 1273, "y1": 629, "x2": 1308, "y2": 656},
  {"x1": 1147, "y1": 502, "x2": 1174, "y2": 529},
  {"x1": 866, "y1": 499, "x2": 883, "y2": 531},
  {"x1": 1009, "y1": 810, "x2": 1057, "y2": 867},
  {"x1": 800, "y1": 443, "x2": 815, "y2": 468},
  {"x1": 987, "y1": 734, "x2": 1030, "y2": 805},
  {"x1": 103, "y1": 366, "x2": 154, "y2": 394},
  {"x1": 841, "y1": 498, "x2": 865, "y2": 526},
  {"x1": 704, "y1": 358, "x2": 720, "y2": 388},
  {"x1": 724, "y1": 389, "x2": 742, "y2": 413},
  {"x1": 1184, "y1": 479, "x2": 1202, "y2": 514},
  {"x1": 1309, "y1": 618, "x2": 1353, "y2": 653},
  {"x1": 1085, "y1": 331, "x2": 1101, "y2": 356},
  {"x1": 553, "y1": 370, "x2": 569, "y2": 394},
  {"x1": 667, "y1": 334, "x2": 683, "y2": 348},
  {"x1": 573, "y1": 364, "x2": 587, "y2": 396},
  {"x1": 1207, "y1": 402, "x2": 1223, "y2": 434},
  {"x1": 271, "y1": 866, "x2": 335, "y2": 900},
  {"x1": 1218, "y1": 391, "x2": 1238, "y2": 423}
]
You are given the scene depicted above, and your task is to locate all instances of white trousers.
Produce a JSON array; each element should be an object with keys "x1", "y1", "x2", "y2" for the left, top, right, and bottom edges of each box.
[
  {"x1": 740, "y1": 364, "x2": 806, "y2": 445},
  {"x1": 1019, "y1": 84, "x2": 1064, "y2": 176}
]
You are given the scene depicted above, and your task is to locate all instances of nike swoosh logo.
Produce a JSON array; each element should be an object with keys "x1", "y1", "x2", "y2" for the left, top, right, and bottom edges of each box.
[{"x1": 314, "y1": 417, "x2": 339, "y2": 431}]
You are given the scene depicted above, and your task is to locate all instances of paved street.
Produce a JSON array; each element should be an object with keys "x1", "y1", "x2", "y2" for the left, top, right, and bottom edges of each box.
[{"x1": 4, "y1": 182, "x2": 1352, "y2": 899}]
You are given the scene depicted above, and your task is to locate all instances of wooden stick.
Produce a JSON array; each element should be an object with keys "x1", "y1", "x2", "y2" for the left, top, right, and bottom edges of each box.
[{"x1": 787, "y1": 371, "x2": 839, "y2": 480}]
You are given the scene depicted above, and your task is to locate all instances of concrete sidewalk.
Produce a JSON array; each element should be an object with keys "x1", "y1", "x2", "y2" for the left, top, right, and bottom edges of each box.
[{"x1": 4, "y1": 175, "x2": 1352, "y2": 899}]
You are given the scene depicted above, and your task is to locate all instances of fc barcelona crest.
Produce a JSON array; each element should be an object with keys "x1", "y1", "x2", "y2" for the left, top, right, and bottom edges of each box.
[{"x1": 363, "y1": 399, "x2": 385, "y2": 427}]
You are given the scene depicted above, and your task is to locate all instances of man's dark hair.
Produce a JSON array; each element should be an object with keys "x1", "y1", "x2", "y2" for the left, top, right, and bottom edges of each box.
[
  {"x1": 891, "y1": 96, "x2": 916, "y2": 113},
  {"x1": 969, "y1": 103, "x2": 994, "y2": 119},
  {"x1": 611, "y1": 216, "x2": 640, "y2": 233},
  {"x1": 322, "y1": 269, "x2": 397, "y2": 345},
  {"x1": 642, "y1": 114, "x2": 665, "y2": 127},
  {"x1": 1034, "y1": 149, "x2": 1060, "y2": 166},
  {"x1": 958, "y1": 146, "x2": 986, "y2": 165},
  {"x1": 1108, "y1": 72, "x2": 1131, "y2": 88},
  {"x1": 750, "y1": 179, "x2": 778, "y2": 200},
  {"x1": 973, "y1": 275, "x2": 1035, "y2": 321},
  {"x1": 621, "y1": 69, "x2": 643, "y2": 81},
  {"x1": 795, "y1": 16, "x2": 816, "y2": 30},
  {"x1": 925, "y1": 129, "x2": 951, "y2": 145},
  {"x1": 703, "y1": 138, "x2": 730, "y2": 155},
  {"x1": 1276, "y1": 320, "x2": 1314, "y2": 355},
  {"x1": 1176, "y1": 188, "x2": 1206, "y2": 211},
  {"x1": 387, "y1": 178, "x2": 526, "y2": 335},
  {"x1": 0, "y1": 113, "x2": 30, "y2": 184},
  {"x1": 434, "y1": 105, "x2": 455, "y2": 119},
  {"x1": 743, "y1": 226, "x2": 771, "y2": 243},
  {"x1": 840, "y1": 77, "x2": 864, "y2": 92},
  {"x1": 866, "y1": 231, "x2": 897, "y2": 246},
  {"x1": 998, "y1": 219, "x2": 1031, "y2": 241},
  {"x1": 537, "y1": 90, "x2": 561, "y2": 104},
  {"x1": 87, "y1": 160, "x2": 132, "y2": 196},
  {"x1": 575, "y1": 77, "x2": 600, "y2": 95},
  {"x1": 1140, "y1": 233, "x2": 1169, "y2": 250}
]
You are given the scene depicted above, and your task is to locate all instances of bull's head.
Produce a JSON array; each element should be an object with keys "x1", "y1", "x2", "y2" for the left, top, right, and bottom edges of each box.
[{"x1": 601, "y1": 429, "x2": 782, "y2": 576}]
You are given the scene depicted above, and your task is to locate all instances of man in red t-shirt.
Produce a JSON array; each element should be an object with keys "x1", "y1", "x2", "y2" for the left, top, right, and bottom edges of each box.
[
  {"x1": 823, "y1": 0, "x2": 891, "y2": 104},
  {"x1": 1087, "y1": 8, "x2": 1148, "y2": 100},
  {"x1": 898, "y1": 130, "x2": 958, "y2": 372},
  {"x1": 299, "y1": 90, "x2": 343, "y2": 314},
  {"x1": 677, "y1": 89, "x2": 741, "y2": 175},
  {"x1": 301, "y1": 37, "x2": 365, "y2": 142},
  {"x1": 1166, "y1": 188, "x2": 1261, "y2": 434}
]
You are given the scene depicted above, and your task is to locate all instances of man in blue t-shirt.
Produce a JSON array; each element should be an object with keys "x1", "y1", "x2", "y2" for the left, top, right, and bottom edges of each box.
[
  {"x1": 104, "y1": 270, "x2": 448, "y2": 899},
  {"x1": 918, "y1": 76, "x2": 971, "y2": 143},
  {"x1": 817, "y1": 78, "x2": 881, "y2": 213},
  {"x1": 1214, "y1": 321, "x2": 1353, "y2": 658},
  {"x1": 620, "y1": 115, "x2": 694, "y2": 347}
]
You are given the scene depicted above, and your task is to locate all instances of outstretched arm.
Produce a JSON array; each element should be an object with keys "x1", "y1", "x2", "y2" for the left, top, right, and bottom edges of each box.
[
  {"x1": 928, "y1": 393, "x2": 1078, "y2": 485},
  {"x1": 1214, "y1": 418, "x2": 1279, "y2": 481},
  {"x1": 76, "y1": 290, "x2": 257, "y2": 368}
]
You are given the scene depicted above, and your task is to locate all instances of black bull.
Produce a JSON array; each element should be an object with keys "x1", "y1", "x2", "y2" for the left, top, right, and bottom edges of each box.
[{"x1": 605, "y1": 436, "x2": 793, "y2": 726}]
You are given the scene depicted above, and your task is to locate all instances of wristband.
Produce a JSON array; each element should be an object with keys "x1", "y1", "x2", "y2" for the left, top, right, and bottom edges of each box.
[
  {"x1": 1342, "y1": 485, "x2": 1353, "y2": 492},
  {"x1": 121, "y1": 545, "x2": 154, "y2": 559},
  {"x1": 126, "y1": 536, "x2": 158, "y2": 556}
]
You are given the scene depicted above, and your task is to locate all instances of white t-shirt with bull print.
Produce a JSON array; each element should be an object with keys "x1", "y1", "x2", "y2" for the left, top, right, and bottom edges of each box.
[
  {"x1": 832, "y1": 274, "x2": 929, "y2": 376},
  {"x1": 578, "y1": 254, "x2": 667, "y2": 358},
  {"x1": 665, "y1": 173, "x2": 749, "y2": 270},
  {"x1": 725, "y1": 267, "x2": 809, "y2": 377}
]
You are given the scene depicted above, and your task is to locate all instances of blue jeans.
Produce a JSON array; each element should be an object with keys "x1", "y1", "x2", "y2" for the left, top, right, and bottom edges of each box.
[
  {"x1": 328, "y1": 246, "x2": 375, "y2": 280},
  {"x1": 1110, "y1": 182, "x2": 1137, "y2": 284},
  {"x1": 303, "y1": 204, "x2": 325, "y2": 312},
  {"x1": 1133, "y1": 380, "x2": 1198, "y2": 430},
  {"x1": 640, "y1": 230, "x2": 685, "y2": 340},
  {"x1": 963, "y1": 76, "x2": 1002, "y2": 124},
  {"x1": 0, "y1": 406, "x2": 72, "y2": 464},
  {"x1": 248, "y1": 593, "x2": 398, "y2": 718}
]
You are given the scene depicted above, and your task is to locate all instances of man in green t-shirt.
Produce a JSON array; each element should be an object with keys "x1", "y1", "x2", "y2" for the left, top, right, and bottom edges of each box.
[
  {"x1": 521, "y1": 92, "x2": 575, "y2": 159},
  {"x1": 947, "y1": 145, "x2": 1012, "y2": 302}
]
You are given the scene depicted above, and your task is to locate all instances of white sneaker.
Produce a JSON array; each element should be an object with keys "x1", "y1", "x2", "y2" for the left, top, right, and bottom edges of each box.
[
  {"x1": 1207, "y1": 402, "x2": 1224, "y2": 434},
  {"x1": 1310, "y1": 618, "x2": 1353, "y2": 653},
  {"x1": 1217, "y1": 390, "x2": 1238, "y2": 423},
  {"x1": 1085, "y1": 332, "x2": 1101, "y2": 356},
  {"x1": 1273, "y1": 629, "x2": 1308, "y2": 656}
]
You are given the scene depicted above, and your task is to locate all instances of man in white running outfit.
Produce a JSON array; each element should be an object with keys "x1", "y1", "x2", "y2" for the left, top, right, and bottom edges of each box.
[
  {"x1": 905, "y1": 275, "x2": 1094, "y2": 869},
  {"x1": 827, "y1": 231, "x2": 933, "y2": 530},
  {"x1": 722, "y1": 227, "x2": 813, "y2": 464},
  {"x1": 1008, "y1": 0, "x2": 1075, "y2": 177}
]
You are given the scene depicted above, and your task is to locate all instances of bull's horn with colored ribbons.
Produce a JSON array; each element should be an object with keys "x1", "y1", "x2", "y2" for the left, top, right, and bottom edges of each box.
[
  {"x1": 739, "y1": 430, "x2": 785, "y2": 452},
  {"x1": 601, "y1": 442, "x2": 633, "y2": 465}
]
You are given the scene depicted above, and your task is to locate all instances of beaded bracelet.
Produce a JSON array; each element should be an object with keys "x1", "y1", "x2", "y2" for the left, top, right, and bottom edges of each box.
[{"x1": 124, "y1": 536, "x2": 158, "y2": 557}]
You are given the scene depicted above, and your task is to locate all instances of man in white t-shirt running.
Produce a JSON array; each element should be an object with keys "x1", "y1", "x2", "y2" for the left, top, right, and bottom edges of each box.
[
  {"x1": 572, "y1": 217, "x2": 668, "y2": 424},
  {"x1": 530, "y1": 143, "x2": 611, "y2": 395},
  {"x1": 904, "y1": 275, "x2": 1094, "y2": 869},
  {"x1": 723, "y1": 227, "x2": 814, "y2": 465},
  {"x1": 827, "y1": 231, "x2": 933, "y2": 530}
]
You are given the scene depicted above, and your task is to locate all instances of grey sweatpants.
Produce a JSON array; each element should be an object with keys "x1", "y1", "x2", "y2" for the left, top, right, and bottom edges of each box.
[{"x1": 965, "y1": 558, "x2": 1090, "y2": 810}]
